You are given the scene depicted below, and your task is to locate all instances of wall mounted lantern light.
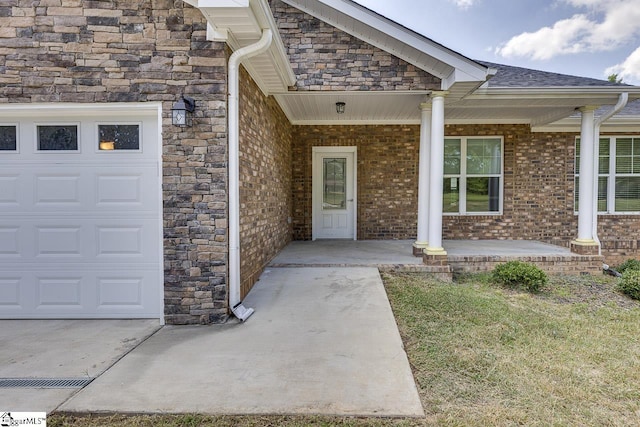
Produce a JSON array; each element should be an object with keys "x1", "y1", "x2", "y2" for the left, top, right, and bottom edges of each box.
[
  {"x1": 335, "y1": 101, "x2": 346, "y2": 114},
  {"x1": 172, "y1": 96, "x2": 196, "y2": 127}
]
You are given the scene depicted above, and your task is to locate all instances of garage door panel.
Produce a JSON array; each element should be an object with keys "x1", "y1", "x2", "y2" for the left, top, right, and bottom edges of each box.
[
  {"x1": 97, "y1": 277, "x2": 144, "y2": 308},
  {"x1": 3, "y1": 219, "x2": 158, "y2": 263},
  {"x1": 35, "y1": 174, "x2": 81, "y2": 205},
  {"x1": 36, "y1": 226, "x2": 82, "y2": 256},
  {"x1": 0, "y1": 277, "x2": 21, "y2": 307},
  {"x1": 0, "y1": 226, "x2": 20, "y2": 256},
  {"x1": 0, "y1": 165, "x2": 157, "y2": 213},
  {"x1": 97, "y1": 225, "x2": 143, "y2": 257},
  {"x1": 0, "y1": 174, "x2": 19, "y2": 204},
  {"x1": 94, "y1": 167, "x2": 158, "y2": 209},
  {"x1": 0, "y1": 268, "x2": 160, "y2": 318},
  {"x1": 0, "y1": 109, "x2": 162, "y2": 319},
  {"x1": 37, "y1": 276, "x2": 83, "y2": 307}
]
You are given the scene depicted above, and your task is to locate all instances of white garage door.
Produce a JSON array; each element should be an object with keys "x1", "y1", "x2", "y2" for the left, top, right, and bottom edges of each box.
[{"x1": 0, "y1": 104, "x2": 163, "y2": 319}]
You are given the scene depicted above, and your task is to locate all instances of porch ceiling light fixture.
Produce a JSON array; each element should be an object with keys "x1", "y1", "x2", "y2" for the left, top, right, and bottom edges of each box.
[
  {"x1": 172, "y1": 96, "x2": 196, "y2": 127},
  {"x1": 335, "y1": 101, "x2": 346, "y2": 114}
]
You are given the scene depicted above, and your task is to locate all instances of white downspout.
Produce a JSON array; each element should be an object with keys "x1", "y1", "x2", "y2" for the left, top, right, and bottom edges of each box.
[
  {"x1": 592, "y1": 92, "x2": 628, "y2": 256},
  {"x1": 228, "y1": 29, "x2": 273, "y2": 321}
]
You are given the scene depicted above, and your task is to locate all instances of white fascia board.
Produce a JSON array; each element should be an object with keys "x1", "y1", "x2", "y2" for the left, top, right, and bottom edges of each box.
[
  {"x1": 533, "y1": 116, "x2": 640, "y2": 133},
  {"x1": 249, "y1": 0, "x2": 296, "y2": 88},
  {"x1": 186, "y1": 0, "x2": 249, "y2": 6},
  {"x1": 471, "y1": 87, "x2": 640, "y2": 100},
  {"x1": 282, "y1": 0, "x2": 488, "y2": 83}
]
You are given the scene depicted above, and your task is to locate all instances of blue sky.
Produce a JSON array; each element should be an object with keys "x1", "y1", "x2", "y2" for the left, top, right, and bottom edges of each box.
[{"x1": 355, "y1": 0, "x2": 640, "y2": 85}]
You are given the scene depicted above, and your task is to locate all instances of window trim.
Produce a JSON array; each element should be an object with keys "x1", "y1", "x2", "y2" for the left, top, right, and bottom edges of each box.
[
  {"x1": 575, "y1": 135, "x2": 640, "y2": 215},
  {"x1": 0, "y1": 123, "x2": 19, "y2": 153},
  {"x1": 95, "y1": 122, "x2": 143, "y2": 153},
  {"x1": 35, "y1": 122, "x2": 81, "y2": 153},
  {"x1": 443, "y1": 136, "x2": 504, "y2": 216}
]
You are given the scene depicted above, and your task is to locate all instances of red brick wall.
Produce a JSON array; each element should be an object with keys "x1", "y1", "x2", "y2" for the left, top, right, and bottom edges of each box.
[
  {"x1": 442, "y1": 125, "x2": 577, "y2": 246},
  {"x1": 239, "y1": 68, "x2": 293, "y2": 298},
  {"x1": 292, "y1": 125, "x2": 419, "y2": 240},
  {"x1": 292, "y1": 123, "x2": 640, "y2": 265}
]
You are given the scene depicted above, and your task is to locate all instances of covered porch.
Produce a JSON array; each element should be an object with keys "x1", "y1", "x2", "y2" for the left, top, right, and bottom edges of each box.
[{"x1": 270, "y1": 240, "x2": 604, "y2": 280}]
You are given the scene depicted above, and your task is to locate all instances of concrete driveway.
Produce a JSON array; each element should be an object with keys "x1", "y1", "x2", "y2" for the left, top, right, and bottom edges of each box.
[
  {"x1": 2, "y1": 267, "x2": 423, "y2": 417},
  {"x1": 0, "y1": 319, "x2": 161, "y2": 412}
]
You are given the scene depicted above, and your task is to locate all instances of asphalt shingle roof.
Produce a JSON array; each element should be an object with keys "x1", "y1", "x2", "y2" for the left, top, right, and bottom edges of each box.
[{"x1": 476, "y1": 60, "x2": 630, "y2": 88}]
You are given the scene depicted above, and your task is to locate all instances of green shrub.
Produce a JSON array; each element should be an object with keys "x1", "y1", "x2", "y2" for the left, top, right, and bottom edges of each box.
[
  {"x1": 492, "y1": 261, "x2": 548, "y2": 293},
  {"x1": 618, "y1": 269, "x2": 640, "y2": 300},
  {"x1": 616, "y1": 258, "x2": 640, "y2": 274}
]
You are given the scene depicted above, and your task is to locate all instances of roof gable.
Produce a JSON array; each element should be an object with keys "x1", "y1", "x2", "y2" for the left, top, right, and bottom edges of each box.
[
  {"x1": 277, "y1": 0, "x2": 492, "y2": 92},
  {"x1": 271, "y1": 2, "x2": 441, "y2": 91}
]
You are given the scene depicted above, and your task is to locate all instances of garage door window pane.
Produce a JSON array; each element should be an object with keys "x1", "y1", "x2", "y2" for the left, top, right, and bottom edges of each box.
[
  {"x1": 38, "y1": 125, "x2": 78, "y2": 151},
  {"x1": 98, "y1": 124, "x2": 140, "y2": 151},
  {"x1": 0, "y1": 126, "x2": 17, "y2": 151}
]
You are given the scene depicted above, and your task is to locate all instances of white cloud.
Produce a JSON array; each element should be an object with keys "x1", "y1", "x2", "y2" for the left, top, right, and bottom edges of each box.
[
  {"x1": 605, "y1": 46, "x2": 640, "y2": 84},
  {"x1": 496, "y1": 0, "x2": 640, "y2": 60},
  {"x1": 450, "y1": 0, "x2": 475, "y2": 10}
]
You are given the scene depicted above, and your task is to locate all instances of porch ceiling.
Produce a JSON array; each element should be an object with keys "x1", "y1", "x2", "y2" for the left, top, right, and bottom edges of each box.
[{"x1": 274, "y1": 89, "x2": 640, "y2": 126}]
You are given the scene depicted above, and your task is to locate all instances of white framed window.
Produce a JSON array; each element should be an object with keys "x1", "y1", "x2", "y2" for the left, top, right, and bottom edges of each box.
[
  {"x1": 575, "y1": 136, "x2": 640, "y2": 214},
  {"x1": 36, "y1": 123, "x2": 80, "y2": 152},
  {"x1": 0, "y1": 124, "x2": 18, "y2": 152},
  {"x1": 443, "y1": 137, "x2": 503, "y2": 215},
  {"x1": 96, "y1": 123, "x2": 142, "y2": 152}
]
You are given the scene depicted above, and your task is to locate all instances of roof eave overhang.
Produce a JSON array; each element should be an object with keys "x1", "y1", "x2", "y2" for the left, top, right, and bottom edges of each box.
[
  {"x1": 183, "y1": 0, "x2": 296, "y2": 95},
  {"x1": 533, "y1": 116, "x2": 640, "y2": 133},
  {"x1": 470, "y1": 86, "x2": 640, "y2": 101}
]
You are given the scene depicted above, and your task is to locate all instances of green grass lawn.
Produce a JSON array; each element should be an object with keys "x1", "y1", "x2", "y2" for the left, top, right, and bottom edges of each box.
[{"x1": 51, "y1": 273, "x2": 640, "y2": 427}]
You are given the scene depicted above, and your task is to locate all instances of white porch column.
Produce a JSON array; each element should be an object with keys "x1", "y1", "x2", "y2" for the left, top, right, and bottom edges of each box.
[
  {"x1": 413, "y1": 102, "x2": 431, "y2": 256},
  {"x1": 426, "y1": 92, "x2": 447, "y2": 256},
  {"x1": 574, "y1": 106, "x2": 598, "y2": 247}
]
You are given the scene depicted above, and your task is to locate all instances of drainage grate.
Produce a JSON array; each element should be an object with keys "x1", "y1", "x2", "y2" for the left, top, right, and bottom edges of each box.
[{"x1": 0, "y1": 378, "x2": 93, "y2": 388}]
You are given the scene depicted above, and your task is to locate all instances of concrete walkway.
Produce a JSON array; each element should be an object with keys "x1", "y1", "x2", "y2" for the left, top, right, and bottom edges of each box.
[{"x1": 59, "y1": 267, "x2": 424, "y2": 416}]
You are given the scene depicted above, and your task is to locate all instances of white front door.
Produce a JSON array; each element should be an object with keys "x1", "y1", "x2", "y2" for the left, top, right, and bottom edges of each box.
[{"x1": 312, "y1": 147, "x2": 357, "y2": 240}]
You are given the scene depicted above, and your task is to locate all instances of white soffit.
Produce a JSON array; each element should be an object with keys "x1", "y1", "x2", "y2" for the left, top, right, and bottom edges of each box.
[
  {"x1": 275, "y1": 89, "x2": 640, "y2": 126},
  {"x1": 274, "y1": 91, "x2": 429, "y2": 125},
  {"x1": 278, "y1": 0, "x2": 490, "y2": 89},
  {"x1": 184, "y1": 0, "x2": 295, "y2": 94}
]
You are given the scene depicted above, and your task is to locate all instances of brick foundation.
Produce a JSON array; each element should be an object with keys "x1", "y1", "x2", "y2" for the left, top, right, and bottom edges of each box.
[
  {"x1": 448, "y1": 255, "x2": 604, "y2": 276},
  {"x1": 570, "y1": 241, "x2": 601, "y2": 256}
]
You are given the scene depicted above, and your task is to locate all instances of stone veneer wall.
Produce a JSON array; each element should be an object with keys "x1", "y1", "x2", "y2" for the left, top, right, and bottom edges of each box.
[
  {"x1": 270, "y1": 0, "x2": 441, "y2": 91},
  {"x1": 0, "y1": 0, "x2": 229, "y2": 324},
  {"x1": 291, "y1": 123, "x2": 640, "y2": 265},
  {"x1": 238, "y1": 68, "x2": 293, "y2": 298}
]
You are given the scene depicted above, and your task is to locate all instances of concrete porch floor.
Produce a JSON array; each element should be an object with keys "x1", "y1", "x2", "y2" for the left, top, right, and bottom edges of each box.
[
  {"x1": 270, "y1": 240, "x2": 603, "y2": 276},
  {"x1": 270, "y1": 239, "x2": 573, "y2": 266}
]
